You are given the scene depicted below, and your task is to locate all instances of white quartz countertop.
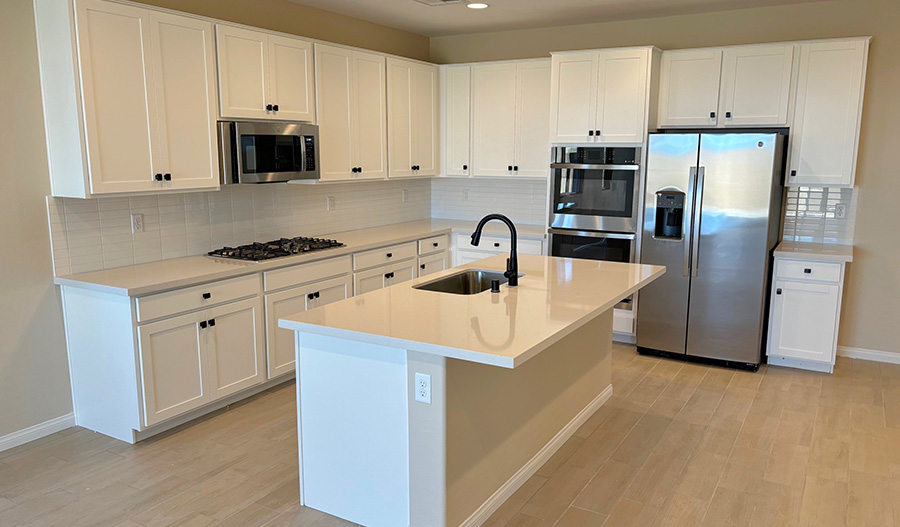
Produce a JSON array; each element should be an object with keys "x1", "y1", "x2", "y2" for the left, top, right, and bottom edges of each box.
[
  {"x1": 774, "y1": 241, "x2": 854, "y2": 263},
  {"x1": 52, "y1": 219, "x2": 547, "y2": 297},
  {"x1": 279, "y1": 254, "x2": 665, "y2": 369}
]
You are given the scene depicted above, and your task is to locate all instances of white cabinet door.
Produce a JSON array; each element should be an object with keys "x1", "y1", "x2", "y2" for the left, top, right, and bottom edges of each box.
[
  {"x1": 150, "y1": 12, "x2": 218, "y2": 191},
  {"x1": 352, "y1": 50, "x2": 388, "y2": 180},
  {"x1": 454, "y1": 250, "x2": 496, "y2": 267},
  {"x1": 206, "y1": 298, "x2": 265, "y2": 400},
  {"x1": 596, "y1": 49, "x2": 649, "y2": 143},
  {"x1": 413, "y1": 63, "x2": 440, "y2": 176},
  {"x1": 267, "y1": 35, "x2": 316, "y2": 122},
  {"x1": 315, "y1": 44, "x2": 354, "y2": 181},
  {"x1": 444, "y1": 65, "x2": 471, "y2": 176},
  {"x1": 549, "y1": 51, "x2": 598, "y2": 143},
  {"x1": 76, "y1": 0, "x2": 159, "y2": 194},
  {"x1": 472, "y1": 63, "x2": 517, "y2": 177},
  {"x1": 354, "y1": 266, "x2": 389, "y2": 295},
  {"x1": 418, "y1": 252, "x2": 448, "y2": 277},
  {"x1": 265, "y1": 275, "x2": 350, "y2": 379},
  {"x1": 215, "y1": 25, "x2": 269, "y2": 120},
  {"x1": 387, "y1": 261, "x2": 417, "y2": 286},
  {"x1": 788, "y1": 40, "x2": 867, "y2": 187},
  {"x1": 658, "y1": 49, "x2": 722, "y2": 127},
  {"x1": 138, "y1": 311, "x2": 209, "y2": 427},
  {"x1": 720, "y1": 44, "x2": 794, "y2": 127},
  {"x1": 387, "y1": 59, "x2": 415, "y2": 178},
  {"x1": 769, "y1": 280, "x2": 840, "y2": 363},
  {"x1": 514, "y1": 61, "x2": 552, "y2": 177}
]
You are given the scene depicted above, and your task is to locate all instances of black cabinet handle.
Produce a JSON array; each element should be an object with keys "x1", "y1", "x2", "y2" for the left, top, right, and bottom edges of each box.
[
  {"x1": 790, "y1": 170, "x2": 797, "y2": 177},
  {"x1": 266, "y1": 104, "x2": 273, "y2": 111},
  {"x1": 358, "y1": 167, "x2": 363, "y2": 173},
  {"x1": 202, "y1": 292, "x2": 211, "y2": 299},
  {"x1": 308, "y1": 293, "x2": 315, "y2": 300},
  {"x1": 594, "y1": 130, "x2": 600, "y2": 136},
  {"x1": 154, "y1": 173, "x2": 163, "y2": 181},
  {"x1": 385, "y1": 272, "x2": 394, "y2": 279},
  {"x1": 208, "y1": 319, "x2": 215, "y2": 327},
  {"x1": 273, "y1": 104, "x2": 279, "y2": 111},
  {"x1": 725, "y1": 111, "x2": 732, "y2": 119},
  {"x1": 804, "y1": 268, "x2": 812, "y2": 274},
  {"x1": 776, "y1": 288, "x2": 782, "y2": 295},
  {"x1": 432, "y1": 242, "x2": 439, "y2": 247},
  {"x1": 420, "y1": 264, "x2": 426, "y2": 270},
  {"x1": 588, "y1": 130, "x2": 594, "y2": 136},
  {"x1": 462, "y1": 164, "x2": 468, "y2": 170},
  {"x1": 494, "y1": 242, "x2": 500, "y2": 248},
  {"x1": 199, "y1": 320, "x2": 207, "y2": 329},
  {"x1": 386, "y1": 253, "x2": 393, "y2": 258},
  {"x1": 513, "y1": 165, "x2": 518, "y2": 171},
  {"x1": 508, "y1": 165, "x2": 513, "y2": 171},
  {"x1": 314, "y1": 291, "x2": 320, "y2": 299},
  {"x1": 710, "y1": 112, "x2": 716, "y2": 118},
  {"x1": 163, "y1": 173, "x2": 171, "y2": 181}
]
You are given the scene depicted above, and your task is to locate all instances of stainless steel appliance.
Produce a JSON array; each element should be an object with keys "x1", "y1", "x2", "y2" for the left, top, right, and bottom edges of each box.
[
  {"x1": 208, "y1": 237, "x2": 343, "y2": 261},
  {"x1": 549, "y1": 146, "x2": 642, "y2": 233},
  {"x1": 218, "y1": 121, "x2": 319, "y2": 184},
  {"x1": 549, "y1": 229, "x2": 635, "y2": 309},
  {"x1": 637, "y1": 133, "x2": 786, "y2": 369}
]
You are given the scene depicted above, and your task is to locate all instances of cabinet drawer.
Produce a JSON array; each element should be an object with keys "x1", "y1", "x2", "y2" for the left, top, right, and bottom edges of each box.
[
  {"x1": 775, "y1": 259, "x2": 842, "y2": 283},
  {"x1": 136, "y1": 274, "x2": 260, "y2": 323},
  {"x1": 354, "y1": 242, "x2": 417, "y2": 270},
  {"x1": 454, "y1": 234, "x2": 543, "y2": 256},
  {"x1": 263, "y1": 256, "x2": 352, "y2": 292},
  {"x1": 419, "y1": 234, "x2": 450, "y2": 255}
]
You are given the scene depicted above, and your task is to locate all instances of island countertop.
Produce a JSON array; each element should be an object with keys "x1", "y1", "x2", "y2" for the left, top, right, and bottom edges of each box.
[{"x1": 279, "y1": 254, "x2": 665, "y2": 368}]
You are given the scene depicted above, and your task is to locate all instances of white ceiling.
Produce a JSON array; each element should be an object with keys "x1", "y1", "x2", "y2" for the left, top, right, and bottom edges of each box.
[{"x1": 287, "y1": 0, "x2": 828, "y2": 37}]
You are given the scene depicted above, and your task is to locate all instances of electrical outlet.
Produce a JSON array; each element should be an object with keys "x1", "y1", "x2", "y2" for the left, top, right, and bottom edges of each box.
[
  {"x1": 326, "y1": 196, "x2": 335, "y2": 211},
  {"x1": 402, "y1": 189, "x2": 409, "y2": 203},
  {"x1": 414, "y1": 373, "x2": 431, "y2": 404},
  {"x1": 835, "y1": 203, "x2": 847, "y2": 219},
  {"x1": 463, "y1": 189, "x2": 470, "y2": 201},
  {"x1": 131, "y1": 213, "x2": 143, "y2": 233}
]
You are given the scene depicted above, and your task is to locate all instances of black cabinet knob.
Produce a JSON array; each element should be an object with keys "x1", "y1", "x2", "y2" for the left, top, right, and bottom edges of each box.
[
  {"x1": 776, "y1": 288, "x2": 782, "y2": 295},
  {"x1": 163, "y1": 173, "x2": 171, "y2": 181},
  {"x1": 308, "y1": 293, "x2": 315, "y2": 300},
  {"x1": 710, "y1": 112, "x2": 716, "y2": 118},
  {"x1": 804, "y1": 268, "x2": 812, "y2": 274},
  {"x1": 508, "y1": 165, "x2": 513, "y2": 171},
  {"x1": 266, "y1": 104, "x2": 273, "y2": 111},
  {"x1": 386, "y1": 253, "x2": 393, "y2": 258},
  {"x1": 432, "y1": 242, "x2": 439, "y2": 247},
  {"x1": 273, "y1": 104, "x2": 279, "y2": 111},
  {"x1": 725, "y1": 111, "x2": 732, "y2": 119},
  {"x1": 154, "y1": 173, "x2": 163, "y2": 181},
  {"x1": 494, "y1": 242, "x2": 500, "y2": 248},
  {"x1": 358, "y1": 167, "x2": 363, "y2": 173},
  {"x1": 352, "y1": 167, "x2": 359, "y2": 173},
  {"x1": 594, "y1": 130, "x2": 600, "y2": 136},
  {"x1": 420, "y1": 264, "x2": 426, "y2": 270},
  {"x1": 790, "y1": 170, "x2": 797, "y2": 177},
  {"x1": 208, "y1": 319, "x2": 215, "y2": 327},
  {"x1": 314, "y1": 291, "x2": 320, "y2": 298},
  {"x1": 199, "y1": 320, "x2": 207, "y2": 329},
  {"x1": 202, "y1": 292, "x2": 211, "y2": 299},
  {"x1": 513, "y1": 165, "x2": 518, "y2": 171},
  {"x1": 588, "y1": 130, "x2": 594, "y2": 136},
  {"x1": 385, "y1": 272, "x2": 394, "y2": 279}
]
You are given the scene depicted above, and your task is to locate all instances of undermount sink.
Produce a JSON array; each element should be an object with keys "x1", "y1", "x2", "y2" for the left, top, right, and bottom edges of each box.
[{"x1": 413, "y1": 269, "x2": 519, "y2": 295}]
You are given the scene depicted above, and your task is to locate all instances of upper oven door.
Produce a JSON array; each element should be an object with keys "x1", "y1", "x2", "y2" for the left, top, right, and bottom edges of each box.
[
  {"x1": 549, "y1": 147, "x2": 641, "y2": 233},
  {"x1": 223, "y1": 121, "x2": 319, "y2": 183}
]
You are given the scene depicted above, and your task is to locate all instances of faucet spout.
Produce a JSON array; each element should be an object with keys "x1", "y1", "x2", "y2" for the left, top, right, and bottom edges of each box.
[{"x1": 470, "y1": 213, "x2": 518, "y2": 287}]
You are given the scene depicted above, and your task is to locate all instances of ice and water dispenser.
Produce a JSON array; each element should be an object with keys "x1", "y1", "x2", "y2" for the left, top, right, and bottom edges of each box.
[{"x1": 654, "y1": 191, "x2": 685, "y2": 239}]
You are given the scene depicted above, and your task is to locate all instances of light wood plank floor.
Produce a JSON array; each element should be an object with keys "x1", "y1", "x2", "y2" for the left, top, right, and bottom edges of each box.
[{"x1": 3, "y1": 344, "x2": 900, "y2": 526}]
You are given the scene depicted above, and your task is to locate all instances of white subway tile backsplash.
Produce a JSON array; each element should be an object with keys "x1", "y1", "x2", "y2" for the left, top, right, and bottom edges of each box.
[
  {"x1": 782, "y1": 186, "x2": 857, "y2": 245},
  {"x1": 431, "y1": 178, "x2": 548, "y2": 225},
  {"x1": 48, "y1": 179, "x2": 431, "y2": 276}
]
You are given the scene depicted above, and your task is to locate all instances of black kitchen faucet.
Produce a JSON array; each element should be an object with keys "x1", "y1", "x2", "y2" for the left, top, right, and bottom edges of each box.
[{"x1": 470, "y1": 213, "x2": 519, "y2": 287}]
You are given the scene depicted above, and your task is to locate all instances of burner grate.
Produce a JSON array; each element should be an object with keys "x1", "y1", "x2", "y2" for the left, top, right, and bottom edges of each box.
[{"x1": 208, "y1": 237, "x2": 344, "y2": 261}]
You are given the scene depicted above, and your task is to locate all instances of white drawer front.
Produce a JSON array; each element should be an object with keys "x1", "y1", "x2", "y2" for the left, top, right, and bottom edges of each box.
[
  {"x1": 455, "y1": 234, "x2": 543, "y2": 256},
  {"x1": 418, "y1": 234, "x2": 450, "y2": 255},
  {"x1": 354, "y1": 242, "x2": 417, "y2": 270},
  {"x1": 136, "y1": 274, "x2": 260, "y2": 323},
  {"x1": 264, "y1": 256, "x2": 352, "y2": 292},
  {"x1": 775, "y1": 259, "x2": 842, "y2": 283}
]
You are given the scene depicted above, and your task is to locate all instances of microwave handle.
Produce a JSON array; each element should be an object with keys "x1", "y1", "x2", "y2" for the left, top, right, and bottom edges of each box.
[{"x1": 300, "y1": 133, "x2": 307, "y2": 173}]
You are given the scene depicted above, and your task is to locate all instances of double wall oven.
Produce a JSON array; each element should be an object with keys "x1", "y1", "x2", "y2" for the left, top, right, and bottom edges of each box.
[{"x1": 549, "y1": 146, "x2": 643, "y2": 311}]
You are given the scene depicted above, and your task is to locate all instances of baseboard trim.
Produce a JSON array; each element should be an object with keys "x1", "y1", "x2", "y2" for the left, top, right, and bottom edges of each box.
[
  {"x1": 459, "y1": 384, "x2": 614, "y2": 527},
  {"x1": 0, "y1": 413, "x2": 75, "y2": 453},
  {"x1": 837, "y1": 346, "x2": 900, "y2": 365}
]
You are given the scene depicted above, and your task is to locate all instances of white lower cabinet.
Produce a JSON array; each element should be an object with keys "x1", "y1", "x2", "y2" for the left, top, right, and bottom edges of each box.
[
  {"x1": 206, "y1": 298, "x2": 266, "y2": 399},
  {"x1": 767, "y1": 258, "x2": 846, "y2": 373},
  {"x1": 418, "y1": 252, "x2": 449, "y2": 277},
  {"x1": 264, "y1": 275, "x2": 352, "y2": 379},
  {"x1": 354, "y1": 260, "x2": 417, "y2": 295}
]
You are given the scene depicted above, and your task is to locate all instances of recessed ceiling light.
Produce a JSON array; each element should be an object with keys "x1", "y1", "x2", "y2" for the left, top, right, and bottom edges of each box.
[{"x1": 467, "y1": 2, "x2": 489, "y2": 8}]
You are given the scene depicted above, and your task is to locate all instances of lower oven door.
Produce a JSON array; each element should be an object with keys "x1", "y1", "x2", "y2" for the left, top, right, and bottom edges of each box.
[{"x1": 549, "y1": 229, "x2": 636, "y2": 309}]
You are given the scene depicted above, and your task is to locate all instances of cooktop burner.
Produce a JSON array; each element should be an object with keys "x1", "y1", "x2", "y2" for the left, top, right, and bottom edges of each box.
[{"x1": 208, "y1": 237, "x2": 344, "y2": 261}]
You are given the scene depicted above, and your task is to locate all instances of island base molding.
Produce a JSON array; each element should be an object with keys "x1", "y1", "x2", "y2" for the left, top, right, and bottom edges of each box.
[{"x1": 294, "y1": 311, "x2": 615, "y2": 527}]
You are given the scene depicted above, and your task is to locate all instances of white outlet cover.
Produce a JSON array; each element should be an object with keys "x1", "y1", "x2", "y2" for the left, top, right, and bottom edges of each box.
[
  {"x1": 414, "y1": 372, "x2": 431, "y2": 404},
  {"x1": 835, "y1": 203, "x2": 847, "y2": 219},
  {"x1": 326, "y1": 196, "x2": 335, "y2": 211},
  {"x1": 130, "y1": 213, "x2": 143, "y2": 233}
]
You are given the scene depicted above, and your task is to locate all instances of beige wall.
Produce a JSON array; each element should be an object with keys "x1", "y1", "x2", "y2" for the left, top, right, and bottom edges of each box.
[
  {"x1": 432, "y1": 0, "x2": 900, "y2": 354},
  {"x1": 1, "y1": 0, "x2": 426, "y2": 440},
  {"x1": 136, "y1": 0, "x2": 429, "y2": 60}
]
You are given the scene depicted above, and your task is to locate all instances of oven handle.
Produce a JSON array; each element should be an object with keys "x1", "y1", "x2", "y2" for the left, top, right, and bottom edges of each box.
[
  {"x1": 550, "y1": 163, "x2": 640, "y2": 171},
  {"x1": 548, "y1": 229, "x2": 636, "y2": 240}
]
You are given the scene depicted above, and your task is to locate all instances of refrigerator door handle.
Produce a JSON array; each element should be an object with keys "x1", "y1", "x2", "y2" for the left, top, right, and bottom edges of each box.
[
  {"x1": 691, "y1": 166, "x2": 706, "y2": 278},
  {"x1": 683, "y1": 167, "x2": 697, "y2": 277}
]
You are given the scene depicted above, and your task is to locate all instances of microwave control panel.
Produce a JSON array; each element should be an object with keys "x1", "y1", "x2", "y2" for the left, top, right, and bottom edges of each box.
[{"x1": 304, "y1": 136, "x2": 316, "y2": 172}]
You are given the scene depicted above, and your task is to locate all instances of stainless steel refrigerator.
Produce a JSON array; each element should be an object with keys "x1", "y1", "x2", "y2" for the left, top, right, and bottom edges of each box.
[{"x1": 636, "y1": 133, "x2": 785, "y2": 369}]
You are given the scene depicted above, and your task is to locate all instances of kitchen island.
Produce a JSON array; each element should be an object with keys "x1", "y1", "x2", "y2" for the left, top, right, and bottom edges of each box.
[{"x1": 279, "y1": 254, "x2": 664, "y2": 527}]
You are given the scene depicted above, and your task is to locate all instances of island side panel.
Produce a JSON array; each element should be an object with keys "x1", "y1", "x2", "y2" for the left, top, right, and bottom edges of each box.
[
  {"x1": 407, "y1": 352, "x2": 448, "y2": 527},
  {"x1": 297, "y1": 333, "x2": 410, "y2": 527},
  {"x1": 445, "y1": 311, "x2": 614, "y2": 527}
]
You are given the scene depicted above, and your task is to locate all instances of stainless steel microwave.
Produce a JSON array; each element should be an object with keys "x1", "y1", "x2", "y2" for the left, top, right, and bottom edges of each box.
[{"x1": 218, "y1": 121, "x2": 320, "y2": 184}]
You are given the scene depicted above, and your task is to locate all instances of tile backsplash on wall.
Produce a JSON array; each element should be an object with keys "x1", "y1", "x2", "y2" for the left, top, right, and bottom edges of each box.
[
  {"x1": 48, "y1": 179, "x2": 431, "y2": 276},
  {"x1": 782, "y1": 186, "x2": 858, "y2": 245},
  {"x1": 431, "y1": 177, "x2": 548, "y2": 225}
]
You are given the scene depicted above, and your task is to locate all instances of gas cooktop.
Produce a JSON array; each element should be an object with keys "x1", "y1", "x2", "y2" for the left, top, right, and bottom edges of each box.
[{"x1": 208, "y1": 237, "x2": 344, "y2": 262}]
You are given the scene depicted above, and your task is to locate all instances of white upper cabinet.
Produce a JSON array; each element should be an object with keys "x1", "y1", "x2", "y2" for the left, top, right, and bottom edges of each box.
[
  {"x1": 788, "y1": 39, "x2": 869, "y2": 188},
  {"x1": 550, "y1": 48, "x2": 653, "y2": 144},
  {"x1": 472, "y1": 60, "x2": 551, "y2": 177},
  {"x1": 472, "y1": 63, "x2": 518, "y2": 176},
  {"x1": 719, "y1": 44, "x2": 794, "y2": 127},
  {"x1": 315, "y1": 44, "x2": 388, "y2": 181},
  {"x1": 443, "y1": 65, "x2": 471, "y2": 176},
  {"x1": 216, "y1": 25, "x2": 315, "y2": 122},
  {"x1": 387, "y1": 58, "x2": 439, "y2": 178},
  {"x1": 658, "y1": 49, "x2": 723, "y2": 127}
]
